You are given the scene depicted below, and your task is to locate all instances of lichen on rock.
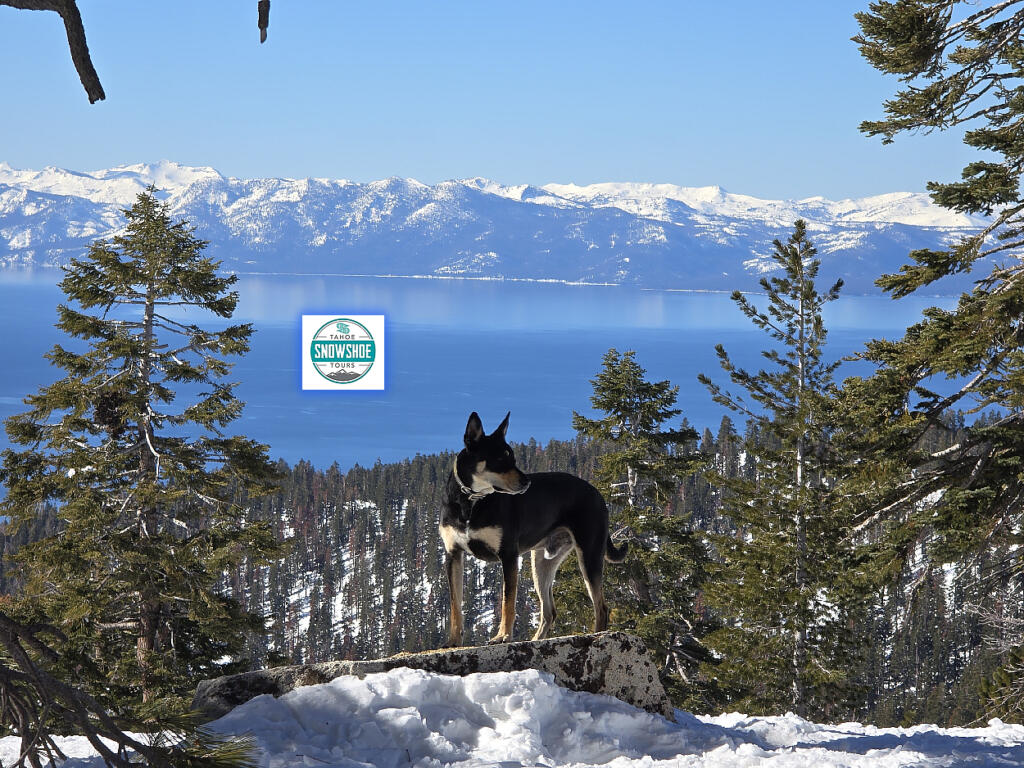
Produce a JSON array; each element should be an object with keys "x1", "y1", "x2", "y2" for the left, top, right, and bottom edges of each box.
[{"x1": 193, "y1": 631, "x2": 673, "y2": 720}]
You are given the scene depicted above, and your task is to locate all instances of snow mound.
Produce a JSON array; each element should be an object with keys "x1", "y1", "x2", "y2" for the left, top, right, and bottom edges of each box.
[
  {"x1": 208, "y1": 667, "x2": 720, "y2": 767},
  {"x1": 4, "y1": 669, "x2": 1024, "y2": 767}
]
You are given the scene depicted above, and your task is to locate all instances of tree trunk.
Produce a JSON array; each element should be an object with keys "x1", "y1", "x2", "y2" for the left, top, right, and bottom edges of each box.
[
  {"x1": 627, "y1": 464, "x2": 638, "y2": 509},
  {"x1": 792, "y1": 263, "x2": 808, "y2": 718},
  {"x1": 136, "y1": 276, "x2": 160, "y2": 703}
]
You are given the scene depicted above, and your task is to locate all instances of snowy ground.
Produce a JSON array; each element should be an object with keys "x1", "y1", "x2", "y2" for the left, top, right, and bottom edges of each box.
[{"x1": 3, "y1": 668, "x2": 1024, "y2": 767}]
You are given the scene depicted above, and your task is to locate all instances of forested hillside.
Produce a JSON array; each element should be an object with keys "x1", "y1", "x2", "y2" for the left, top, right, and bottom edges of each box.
[
  {"x1": 0, "y1": 411, "x2": 982, "y2": 727},
  {"x1": 229, "y1": 438, "x2": 609, "y2": 664}
]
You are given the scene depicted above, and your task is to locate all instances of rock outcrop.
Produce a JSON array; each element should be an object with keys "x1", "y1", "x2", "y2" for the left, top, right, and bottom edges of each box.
[{"x1": 193, "y1": 631, "x2": 673, "y2": 721}]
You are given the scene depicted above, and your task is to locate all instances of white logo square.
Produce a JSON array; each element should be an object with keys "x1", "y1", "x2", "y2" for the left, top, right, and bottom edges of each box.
[{"x1": 301, "y1": 314, "x2": 385, "y2": 391}]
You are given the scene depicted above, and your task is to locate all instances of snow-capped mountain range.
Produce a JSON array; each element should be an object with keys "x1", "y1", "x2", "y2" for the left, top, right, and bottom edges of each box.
[{"x1": 0, "y1": 160, "x2": 989, "y2": 293}]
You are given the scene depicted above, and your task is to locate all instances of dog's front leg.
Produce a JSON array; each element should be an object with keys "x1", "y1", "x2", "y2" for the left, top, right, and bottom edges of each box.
[
  {"x1": 488, "y1": 552, "x2": 519, "y2": 644},
  {"x1": 444, "y1": 548, "x2": 465, "y2": 647}
]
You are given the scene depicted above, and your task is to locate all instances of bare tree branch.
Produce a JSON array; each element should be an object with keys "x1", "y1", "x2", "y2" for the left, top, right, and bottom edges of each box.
[
  {"x1": 258, "y1": 0, "x2": 270, "y2": 44},
  {"x1": 1, "y1": 0, "x2": 274, "y2": 102},
  {"x1": 0, "y1": 0, "x2": 105, "y2": 103}
]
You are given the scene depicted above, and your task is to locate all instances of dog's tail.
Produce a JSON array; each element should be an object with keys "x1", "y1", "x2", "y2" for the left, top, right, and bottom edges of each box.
[{"x1": 605, "y1": 536, "x2": 628, "y2": 563}]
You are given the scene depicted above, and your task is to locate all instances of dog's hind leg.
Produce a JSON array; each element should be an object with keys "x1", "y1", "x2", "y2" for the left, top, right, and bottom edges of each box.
[
  {"x1": 530, "y1": 544, "x2": 572, "y2": 641},
  {"x1": 489, "y1": 552, "x2": 519, "y2": 644},
  {"x1": 444, "y1": 549, "x2": 465, "y2": 647},
  {"x1": 575, "y1": 546, "x2": 610, "y2": 633}
]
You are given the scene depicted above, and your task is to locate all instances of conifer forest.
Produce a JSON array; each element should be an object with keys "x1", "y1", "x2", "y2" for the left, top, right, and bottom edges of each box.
[{"x1": 1, "y1": 403, "x2": 1017, "y2": 728}]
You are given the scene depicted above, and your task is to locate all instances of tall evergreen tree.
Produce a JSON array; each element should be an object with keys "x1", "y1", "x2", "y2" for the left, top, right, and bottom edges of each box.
[
  {"x1": 851, "y1": 0, "x2": 1024, "y2": 713},
  {"x1": 698, "y1": 221, "x2": 865, "y2": 718},
  {"x1": 0, "y1": 188, "x2": 280, "y2": 724},
  {"x1": 572, "y1": 349, "x2": 712, "y2": 701}
]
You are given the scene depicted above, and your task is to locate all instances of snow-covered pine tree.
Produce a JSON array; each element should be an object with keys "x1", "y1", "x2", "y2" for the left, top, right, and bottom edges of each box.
[
  {"x1": 850, "y1": 0, "x2": 1024, "y2": 714},
  {"x1": 0, "y1": 188, "x2": 281, "y2": 724},
  {"x1": 571, "y1": 348, "x2": 713, "y2": 702},
  {"x1": 698, "y1": 220, "x2": 866, "y2": 718}
]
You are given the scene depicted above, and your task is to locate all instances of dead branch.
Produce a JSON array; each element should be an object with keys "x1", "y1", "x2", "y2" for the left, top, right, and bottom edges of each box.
[
  {"x1": 258, "y1": 0, "x2": 270, "y2": 43},
  {"x1": 0, "y1": 610, "x2": 163, "y2": 768},
  {"x1": 0, "y1": 0, "x2": 105, "y2": 103},
  {"x1": 1, "y1": 0, "x2": 274, "y2": 102}
]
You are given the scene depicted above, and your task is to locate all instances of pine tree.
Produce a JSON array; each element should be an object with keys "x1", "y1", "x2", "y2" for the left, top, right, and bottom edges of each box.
[
  {"x1": 0, "y1": 607, "x2": 259, "y2": 768},
  {"x1": 0, "y1": 188, "x2": 281, "y2": 724},
  {"x1": 849, "y1": 0, "x2": 1024, "y2": 567},
  {"x1": 698, "y1": 221, "x2": 865, "y2": 718},
  {"x1": 851, "y1": 1, "x2": 1024, "y2": 714},
  {"x1": 572, "y1": 348, "x2": 712, "y2": 701}
]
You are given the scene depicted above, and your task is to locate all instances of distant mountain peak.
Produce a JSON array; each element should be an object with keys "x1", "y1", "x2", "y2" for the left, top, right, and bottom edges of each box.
[{"x1": 0, "y1": 161, "x2": 988, "y2": 294}]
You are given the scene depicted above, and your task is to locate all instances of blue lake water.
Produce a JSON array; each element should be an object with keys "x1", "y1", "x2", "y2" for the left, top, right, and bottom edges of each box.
[{"x1": 0, "y1": 270, "x2": 955, "y2": 472}]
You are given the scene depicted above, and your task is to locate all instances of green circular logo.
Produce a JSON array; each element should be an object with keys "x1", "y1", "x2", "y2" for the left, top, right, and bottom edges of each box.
[{"x1": 309, "y1": 318, "x2": 376, "y2": 384}]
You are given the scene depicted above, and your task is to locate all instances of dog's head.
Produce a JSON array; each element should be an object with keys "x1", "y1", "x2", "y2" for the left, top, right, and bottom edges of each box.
[{"x1": 458, "y1": 411, "x2": 530, "y2": 496}]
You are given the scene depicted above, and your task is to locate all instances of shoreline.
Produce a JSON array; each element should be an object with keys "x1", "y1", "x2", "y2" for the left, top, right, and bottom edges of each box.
[{"x1": 0, "y1": 265, "x2": 961, "y2": 299}]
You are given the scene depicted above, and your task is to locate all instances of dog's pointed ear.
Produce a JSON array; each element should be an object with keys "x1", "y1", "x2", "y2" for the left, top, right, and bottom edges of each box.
[
  {"x1": 464, "y1": 412, "x2": 484, "y2": 447},
  {"x1": 493, "y1": 411, "x2": 511, "y2": 440}
]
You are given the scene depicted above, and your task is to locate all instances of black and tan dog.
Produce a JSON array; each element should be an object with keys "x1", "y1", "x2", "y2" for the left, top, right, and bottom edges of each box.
[{"x1": 440, "y1": 411, "x2": 627, "y2": 646}]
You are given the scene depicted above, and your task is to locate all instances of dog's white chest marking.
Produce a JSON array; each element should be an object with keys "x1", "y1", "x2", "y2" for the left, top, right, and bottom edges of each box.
[
  {"x1": 440, "y1": 523, "x2": 504, "y2": 556},
  {"x1": 469, "y1": 524, "x2": 503, "y2": 554},
  {"x1": 440, "y1": 523, "x2": 469, "y2": 553}
]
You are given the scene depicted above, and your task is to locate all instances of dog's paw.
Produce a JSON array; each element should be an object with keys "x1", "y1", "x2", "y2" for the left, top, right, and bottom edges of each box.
[{"x1": 487, "y1": 633, "x2": 510, "y2": 645}]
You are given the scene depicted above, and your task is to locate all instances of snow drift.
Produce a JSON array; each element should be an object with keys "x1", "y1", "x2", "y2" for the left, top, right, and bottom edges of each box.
[{"x1": 5, "y1": 667, "x2": 1023, "y2": 767}]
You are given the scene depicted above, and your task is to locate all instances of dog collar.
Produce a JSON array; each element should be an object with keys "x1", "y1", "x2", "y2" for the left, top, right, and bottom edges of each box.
[{"x1": 453, "y1": 458, "x2": 494, "y2": 502}]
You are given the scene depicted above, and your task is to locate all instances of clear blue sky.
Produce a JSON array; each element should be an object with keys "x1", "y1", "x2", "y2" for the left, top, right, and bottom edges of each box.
[{"x1": 0, "y1": 0, "x2": 974, "y2": 199}]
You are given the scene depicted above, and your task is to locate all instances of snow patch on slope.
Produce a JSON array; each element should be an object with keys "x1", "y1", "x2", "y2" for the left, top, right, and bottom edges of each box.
[
  {"x1": 0, "y1": 161, "x2": 993, "y2": 292},
  {"x1": 543, "y1": 181, "x2": 985, "y2": 229},
  {"x1": 0, "y1": 160, "x2": 225, "y2": 205}
]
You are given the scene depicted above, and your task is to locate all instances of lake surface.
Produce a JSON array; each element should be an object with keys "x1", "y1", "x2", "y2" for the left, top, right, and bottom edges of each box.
[{"x1": 0, "y1": 270, "x2": 955, "y2": 472}]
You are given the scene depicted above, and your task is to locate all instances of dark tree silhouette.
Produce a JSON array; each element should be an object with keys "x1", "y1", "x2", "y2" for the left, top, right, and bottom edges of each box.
[
  {"x1": 1, "y1": 0, "x2": 104, "y2": 102},
  {"x1": 0, "y1": 0, "x2": 272, "y2": 103}
]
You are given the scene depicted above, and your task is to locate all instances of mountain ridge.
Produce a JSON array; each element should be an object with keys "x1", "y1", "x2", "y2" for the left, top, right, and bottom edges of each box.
[{"x1": 0, "y1": 160, "x2": 988, "y2": 294}]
